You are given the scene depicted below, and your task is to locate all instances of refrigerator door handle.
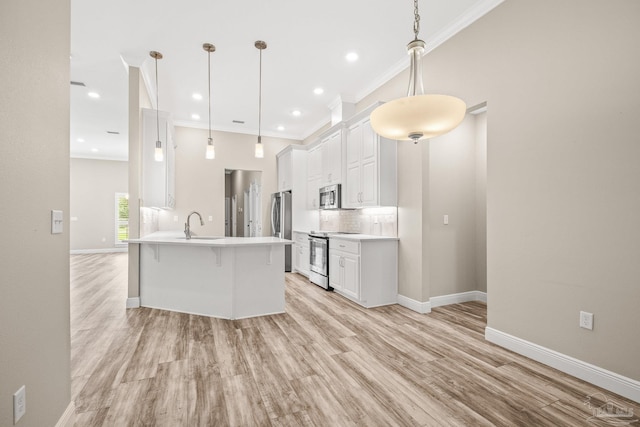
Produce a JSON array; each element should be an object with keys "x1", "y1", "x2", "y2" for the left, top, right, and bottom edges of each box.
[{"x1": 271, "y1": 196, "x2": 277, "y2": 236}]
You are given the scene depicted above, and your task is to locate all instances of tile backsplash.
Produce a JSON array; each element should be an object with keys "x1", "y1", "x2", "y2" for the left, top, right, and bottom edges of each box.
[{"x1": 319, "y1": 207, "x2": 397, "y2": 237}]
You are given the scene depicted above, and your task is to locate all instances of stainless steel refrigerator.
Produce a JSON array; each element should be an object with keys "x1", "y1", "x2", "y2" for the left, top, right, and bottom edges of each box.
[{"x1": 271, "y1": 190, "x2": 292, "y2": 272}]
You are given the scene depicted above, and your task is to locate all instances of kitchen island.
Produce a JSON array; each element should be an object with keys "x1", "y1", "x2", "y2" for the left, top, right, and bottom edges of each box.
[{"x1": 128, "y1": 231, "x2": 292, "y2": 319}]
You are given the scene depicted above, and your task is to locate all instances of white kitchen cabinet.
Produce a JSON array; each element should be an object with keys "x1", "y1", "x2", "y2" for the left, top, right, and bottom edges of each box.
[
  {"x1": 306, "y1": 144, "x2": 322, "y2": 209},
  {"x1": 276, "y1": 145, "x2": 317, "y2": 232},
  {"x1": 329, "y1": 236, "x2": 397, "y2": 308},
  {"x1": 292, "y1": 231, "x2": 310, "y2": 277},
  {"x1": 277, "y1": 149, "x2": 293, "y2": 191},
  {"x1": 320, "y1": 127, "x2": 344, "y2": 186},
  {"x1": 142, "y1": 108, "x2": 176, "y2": 209},
  {"x1": 344, "y1": 113, "x2": 397, "y2": 208}
]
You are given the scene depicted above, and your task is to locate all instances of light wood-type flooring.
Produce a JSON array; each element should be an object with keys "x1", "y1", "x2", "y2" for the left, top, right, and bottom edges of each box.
[{"x1": 71, "y1": 253, "x2": 639, "y2": 426}]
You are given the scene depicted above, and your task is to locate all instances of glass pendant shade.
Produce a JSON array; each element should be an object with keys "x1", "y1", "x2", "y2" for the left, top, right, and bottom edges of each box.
[
  {"x1": 154, "y1": 140, "x2": 163, "y2": 162},
  {"x1": 255, "y1": 138, "x2": 264, "y2": 158},
  {"x1": 370, "y1": 94, "x2": 466, "y2": 142},
  {"x1": 206, "y1": 138, "x2": 215, "y2": 159}
]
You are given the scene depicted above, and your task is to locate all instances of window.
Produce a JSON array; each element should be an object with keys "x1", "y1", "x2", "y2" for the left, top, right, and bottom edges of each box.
[{"x1": 115, "y1": 193, "x2": 129, "y2": 245}]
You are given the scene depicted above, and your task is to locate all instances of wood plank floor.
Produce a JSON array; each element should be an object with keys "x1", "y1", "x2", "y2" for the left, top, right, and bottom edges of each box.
[{"x1": 71, "y1": 253, "x2": 639, "y2": 426}]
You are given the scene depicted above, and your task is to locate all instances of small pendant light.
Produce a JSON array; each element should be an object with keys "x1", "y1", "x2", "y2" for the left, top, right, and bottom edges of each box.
[
  {"x1": 149, "y1": 51, "x2": 164, "y2": 161},
  {"x1": 203, "y1": 43, "x2": 216, "y2": 159},
  {"x1": 254, "y1": 40, "x2": 267, "y2": 158},
  {"x1": 370, "y1": 0, "x2": 466, "y2": 143}
]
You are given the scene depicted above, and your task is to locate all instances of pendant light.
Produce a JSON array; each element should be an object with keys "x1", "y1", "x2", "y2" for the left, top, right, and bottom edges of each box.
[
  {"x1": 370, "y1": 0, "x2": 466, "y2": 143},
  {"x1": 203, "y1": 43, "x2": 216, "y2": 160},
  {"x1": 254, "y1": 40, "x2": 266, "y2": 159},
  {"x1": 149, "y1": 51, "x2": 164, "y2": 161}
]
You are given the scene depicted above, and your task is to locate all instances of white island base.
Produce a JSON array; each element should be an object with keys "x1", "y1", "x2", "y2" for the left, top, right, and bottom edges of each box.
[{"x1": 137, "y1": 236, "x2": 287, "y2": 320}]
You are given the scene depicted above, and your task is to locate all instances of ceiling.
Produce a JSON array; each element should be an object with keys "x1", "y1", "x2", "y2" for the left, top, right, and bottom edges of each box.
[{"x1": 70, "y1": 0, "x2": 502, "y2": 161}]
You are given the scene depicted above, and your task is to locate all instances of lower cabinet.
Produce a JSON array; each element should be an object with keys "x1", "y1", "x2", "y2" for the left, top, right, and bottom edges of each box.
[
  {"x1": 329, "y1": 237, "x2": 397, "y2": 307},
  {"x1": 292, "y1": 232, "x2": 310, "y2": 277}
]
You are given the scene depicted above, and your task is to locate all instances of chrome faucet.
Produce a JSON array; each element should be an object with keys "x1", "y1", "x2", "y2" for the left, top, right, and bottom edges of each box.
[{"x1": 184, "y1": 211, "x2": 204, "y2": 240}]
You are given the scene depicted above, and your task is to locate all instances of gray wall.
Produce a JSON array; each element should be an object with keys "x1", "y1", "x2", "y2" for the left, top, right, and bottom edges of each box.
[
  {"x1": 70, "y1": 158, "x2": 128, "y2": 251},
  {"x1": 359, "y1": 0, "x2": 640, "y2": 381},
  {"x1": 0, "y1": 0, "x2": 72, "y2": 425}
]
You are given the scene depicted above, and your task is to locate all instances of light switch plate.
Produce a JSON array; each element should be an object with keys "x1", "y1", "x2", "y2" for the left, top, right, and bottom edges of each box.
[{"x1": 51, "y1": 210, "x2": 63, "y2": 234}]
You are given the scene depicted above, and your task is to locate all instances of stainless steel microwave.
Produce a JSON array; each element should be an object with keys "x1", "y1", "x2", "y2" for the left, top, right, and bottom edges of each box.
[{"x1": 319, "y1": 184, "x2": 341, "y2": 209}]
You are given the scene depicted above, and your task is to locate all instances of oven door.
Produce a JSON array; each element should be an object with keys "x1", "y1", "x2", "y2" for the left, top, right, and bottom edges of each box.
[{"x1": 309, "y1": 236, "x2": 328, "y2": 276}]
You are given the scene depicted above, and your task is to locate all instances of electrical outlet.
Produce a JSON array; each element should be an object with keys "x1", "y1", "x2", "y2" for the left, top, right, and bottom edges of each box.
[
  {"x1": 14, "y1": 385, "x2": 26, "y2": 423},
  {"x1": 580, "y1": 311, "x2": 594, "y2": 330}
]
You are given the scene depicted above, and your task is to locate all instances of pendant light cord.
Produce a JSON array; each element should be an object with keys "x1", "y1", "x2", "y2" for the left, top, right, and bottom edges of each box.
[
  {"x1": 258, "y1": 47, "x2": 262, "y2": 141},
  {"x1": 155, "y1": 55, "x2": 159, "y2": 142},
  {"x1": 413, "y1": 0, "x2": 420, "y2": 40},
  {"x1": 208, "y1": 49, "x2": 212, "y2": 140}
]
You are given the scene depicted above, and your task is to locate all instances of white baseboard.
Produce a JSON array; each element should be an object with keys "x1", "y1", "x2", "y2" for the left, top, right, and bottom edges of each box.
[
  {"x1": 70, "y1": 247, "x2": 128, "y2": 254},
  {"x1": 485, "y1": 327, "x2": 640, "y2": 403},
  {"x1": 126, "y1": 297, "x2": 141, "y2": 308},
  {"x1": 430, "y1": 290, "x2": 487, "y2": 308},
  {"x1": 55, "y1": 401, "x2": 76, "y2": 427},
  {"x1": 397, "y1": 294, "x2": 431, "y2": 314}
]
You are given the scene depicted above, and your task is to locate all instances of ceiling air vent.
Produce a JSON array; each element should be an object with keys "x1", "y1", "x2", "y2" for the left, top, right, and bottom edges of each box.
[
  {"x1": 106, "y1": 131, "x2": 120, "y2": 135},
  {"x1": 70, "y1": 81, "x2": 86, "y2": 87},
  {"x1": 232, "y1": 120, "x2": 245, "y2": 124}
]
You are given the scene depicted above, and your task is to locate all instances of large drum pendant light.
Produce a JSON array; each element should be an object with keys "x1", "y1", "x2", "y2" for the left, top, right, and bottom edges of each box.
[{"x1": 370, "y1": 0, "x2": 466, "y2": 143}]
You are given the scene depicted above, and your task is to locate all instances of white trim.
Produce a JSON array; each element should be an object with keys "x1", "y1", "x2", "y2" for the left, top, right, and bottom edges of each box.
[
  {"x1": 396, "y1": 294, "x2": 431, "y2": 314},
  {"x1": 55, "y1": 401, "x2": 75, "y2": 427},
  {"x1": 70, "y1": 248, "x2": 128, "y2": 255},
  {"x1": 430, "y1": 290, "x2": 487, "y2": 308},
  {"x1": 126, "y1": 297, "x2": 141, "y2": 308},
  {"x1": 354, "y1": 0, "x2": 505, "y2": 103},
  {"x1": 485, "y1": 327, "x2": 640, "y2": 403}
]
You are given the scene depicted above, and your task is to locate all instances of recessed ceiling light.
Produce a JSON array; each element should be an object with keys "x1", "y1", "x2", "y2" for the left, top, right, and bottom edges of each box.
[
  {"x1": 88, "y1": 92, "x2": 100, "y2": 99},
  {"x1": 91, "y1": 148, "x2": 99, "y2": 152},
  {"x1": 292, "y1": 110, "x2": 302, "y2": 117},
  {"x1": 313, "y1": 87, "x2": 324, "y2": 95},
  {"x1": 277, "y1": 125, "x2": 285, "y2": 131},
  {"x1": 192, "y1": 93, "x2": 203, "y2": 100},
  {"x1": 77, "y1": 138, "x2": 85, "y2": 143},
  {"x1": 191, "y1": 114, "x2": 200, "y2": 120},
  {"x1": 345, "y1": 52, "x2": 359, "y2": 62}
]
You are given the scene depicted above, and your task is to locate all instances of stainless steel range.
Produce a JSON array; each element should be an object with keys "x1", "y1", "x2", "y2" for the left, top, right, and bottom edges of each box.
[{"x1": 308, "y1": 231, "x2": 331, "y2": 290}]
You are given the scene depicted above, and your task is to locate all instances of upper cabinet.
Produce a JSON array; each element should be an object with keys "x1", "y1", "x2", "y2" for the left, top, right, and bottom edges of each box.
[
  {"x1": 306, "y1": 144, "x2": 322, "y2": 209},
  {"x1": 344, "y1": 112, "x2": 397, "y2": 208},
  {"x1": 142, "y1": 108, "x2": 176, "y2": 209},
  {"x1": 277, "y1": 149, "x2": 293, "y2": 191},
  {"x1": 320, "y1": 127, "x2": 344, "y2": 186}
]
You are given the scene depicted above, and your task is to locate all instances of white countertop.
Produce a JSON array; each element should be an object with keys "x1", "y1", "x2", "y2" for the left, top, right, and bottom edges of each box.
[
  {"x1": 329, "y1": 233, "x2": 399, "y2": 241},
  {"x1": 128, "y1": 231, "x2": 292, "y2": 247}
]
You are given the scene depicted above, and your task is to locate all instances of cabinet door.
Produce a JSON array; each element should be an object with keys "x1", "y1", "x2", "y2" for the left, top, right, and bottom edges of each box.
[
  {"x1": 341, "y1": 255, "x2": 360, "y2": 299},
  {"x1": 345, "y1": 123, "x2": 362, "y2": 208},
  {"x1": 308, "y1": 145, "x2": 322, "y2": 178},
  {"x1": 301, "y1": 244, "x2": 310, "y2": 276},
  {"x1": 321, "y1": 131, "x2": 342, "y2": 185},
  {"x1": 346, "y1": 163, "x2": 361, "y2": 208},
  {"x1": 361, "y1": 158, "x2": 377, "y2": 206},
  {"x1": 307, "y1": 175, "x2": 321, "y2": 210},
  {"x1": 277, "y1": 150, "x2": 292, "y2": 191},
  {"x1": 329, "y1": 252, "x2": 342, "y2": 291}
]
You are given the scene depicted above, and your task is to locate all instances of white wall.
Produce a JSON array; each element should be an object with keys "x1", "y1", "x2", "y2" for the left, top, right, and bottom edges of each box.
[
  {"x1": 0, "y1": 0, "x2": 72, "y2": 425},
  {"x1": 70, "y1": 158, "x2": 128, "y2": 251}
]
